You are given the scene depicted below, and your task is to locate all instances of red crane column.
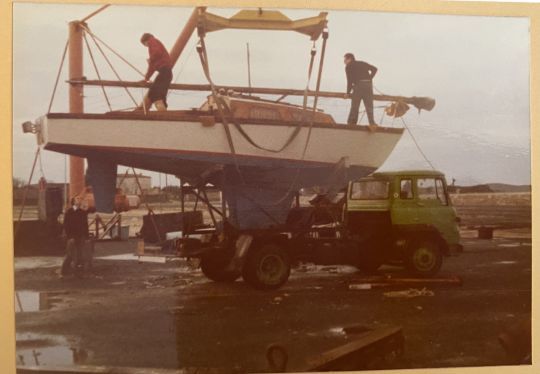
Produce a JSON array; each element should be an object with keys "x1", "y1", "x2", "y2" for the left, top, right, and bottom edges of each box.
[
  {"x1": 68, "y1": 20, "x2": 85, "y2": 200},
  {"x1": 168, "y1": 7, "x2": 206, "y2": 67}
]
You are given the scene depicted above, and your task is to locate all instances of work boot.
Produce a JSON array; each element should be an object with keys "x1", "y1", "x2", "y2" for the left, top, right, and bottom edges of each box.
[{"x1": 154, "y1": 100, "x2": 167, "y2": 112}]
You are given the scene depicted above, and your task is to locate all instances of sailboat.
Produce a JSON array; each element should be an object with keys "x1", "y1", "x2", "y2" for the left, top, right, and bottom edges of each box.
[{"x1": 23, "y1": 7, "x2": 435, "y2": 229}]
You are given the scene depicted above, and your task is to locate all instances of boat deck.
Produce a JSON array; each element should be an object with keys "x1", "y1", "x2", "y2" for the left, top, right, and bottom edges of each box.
[{"x1": 46, "y1": 111, "x2": 404, "y2": 134}]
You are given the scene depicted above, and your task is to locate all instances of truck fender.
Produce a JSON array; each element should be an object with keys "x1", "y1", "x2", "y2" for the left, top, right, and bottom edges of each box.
[
  {"x1": 393, "y1": 225, "x2": 448, "y2": 254},
  {"x1": 227, "y1": 234, "x2": 254, "y2": 271},
  {"x1": 407, "y1": 229, "x2": 449, "y2": 255}
]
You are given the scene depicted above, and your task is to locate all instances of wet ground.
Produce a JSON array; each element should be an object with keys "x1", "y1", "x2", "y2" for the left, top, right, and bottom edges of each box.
[{"x1": 14, "y1": 230, "x2": 531, "y2": 372}]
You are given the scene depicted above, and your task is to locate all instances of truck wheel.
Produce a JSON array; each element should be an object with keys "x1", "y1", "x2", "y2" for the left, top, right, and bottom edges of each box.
[
  {"x1": 200, "y1": 253, "x2": 240, "y2": 283},
  {"x1": 242, "y1": 244, "x2": 291, "y2": 290},
  {"x1": 406, "y1": 239, "x2": 442, "y2": 277}
]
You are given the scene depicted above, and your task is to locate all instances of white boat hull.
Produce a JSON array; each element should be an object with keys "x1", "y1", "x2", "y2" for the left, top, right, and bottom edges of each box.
[
  {"x1": 34, "y1": 113, "x2": 403, "y2": 228},
  {"x1": 38, "y1": 113, "x2": 403, "y2": 172}
]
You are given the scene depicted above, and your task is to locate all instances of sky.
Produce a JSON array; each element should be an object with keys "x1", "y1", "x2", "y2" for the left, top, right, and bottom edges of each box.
[{"x1": 12, "y1": 2, "x2": 531, "y2": 186}]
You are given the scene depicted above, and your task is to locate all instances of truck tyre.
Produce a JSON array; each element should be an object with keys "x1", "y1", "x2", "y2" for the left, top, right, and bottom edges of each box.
[
  {"x1": 242, "y1": 244, "x2": 291, "y2": 290},
  {"x1": 200, "y1": 253, "x2": 240, "y2": 283},
  {"x1": 406, "y1": 239, "x2": 442, "y2": 277}
]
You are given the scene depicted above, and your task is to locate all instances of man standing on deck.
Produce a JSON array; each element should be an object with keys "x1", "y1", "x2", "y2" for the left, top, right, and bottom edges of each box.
[
  {"x1": 343, "y1": 53, "x2": 378, "y2": 127},
  {"x1": 61, "y1": 197, "x2": 89, "y2": 278},
  {"x1": 137, "y1": 33, "x2": 173, "y2": 112}
]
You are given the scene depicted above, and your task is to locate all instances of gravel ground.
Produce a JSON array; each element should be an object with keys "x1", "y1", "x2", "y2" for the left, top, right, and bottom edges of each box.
[{"x1": 14, "y1": 229, "x2": 531, "y2": 372}]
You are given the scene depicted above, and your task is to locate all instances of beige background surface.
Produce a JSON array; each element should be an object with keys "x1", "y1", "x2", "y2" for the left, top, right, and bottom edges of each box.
[{"x1": 1, "y1": 1, "x2": 538, "y2": 374}]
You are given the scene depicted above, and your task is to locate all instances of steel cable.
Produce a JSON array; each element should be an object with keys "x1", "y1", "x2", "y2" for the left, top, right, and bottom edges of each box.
[
  {"x1": 400, "y1": 115, "x2": 437, "y2": 170},
  {"x1": 85, "y1": 27, "x2": 139, "y2": 106},
  {"x1": 83, "y1": 33, "x2": 113, "y2": 111},
  {"x1": 47, "y1": 39, "x2": 70, "y2": 113},
  {"x1": 80, "y1": 24, "x2": 145, "y2": 78}
]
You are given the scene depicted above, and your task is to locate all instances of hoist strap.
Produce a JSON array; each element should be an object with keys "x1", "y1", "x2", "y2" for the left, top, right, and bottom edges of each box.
[
  {"x1": 197, "y1": 37, "x2": 238, "y2": 159},
  {"x1": 196, "y1": 37, "x2": 318, "y2": 154},
  {"x1": 194, "y1": 29, "x2": 335, "y2": 214},
  {"x1": 298, "y1": 28, "x2": 328, "y2": 160}
]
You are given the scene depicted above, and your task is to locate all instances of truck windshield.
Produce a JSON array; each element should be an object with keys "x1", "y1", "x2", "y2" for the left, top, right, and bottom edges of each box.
[{"x1": 350, "y1": 181, "x2": 389, "y2": 200}]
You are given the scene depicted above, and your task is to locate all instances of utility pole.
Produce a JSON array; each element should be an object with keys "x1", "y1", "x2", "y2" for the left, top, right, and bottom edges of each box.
[{"x1": 68, "y1": 20, "x2": 85, "y2": 199}]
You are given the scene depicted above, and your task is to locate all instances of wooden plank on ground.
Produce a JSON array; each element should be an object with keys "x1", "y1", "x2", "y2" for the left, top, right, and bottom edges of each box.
[{"x1": 303, "y1": 326, "x2": 404, "y2": 371}]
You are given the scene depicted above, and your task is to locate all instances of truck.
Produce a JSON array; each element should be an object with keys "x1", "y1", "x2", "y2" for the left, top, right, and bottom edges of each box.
[{"x1": 174, "y1": 170, "x2": 462, "y2": 290}]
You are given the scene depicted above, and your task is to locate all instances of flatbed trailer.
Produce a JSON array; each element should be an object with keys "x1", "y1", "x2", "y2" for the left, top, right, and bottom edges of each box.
[{"x1": 150, "y1": 170, "x2": 463, "y2": 290}]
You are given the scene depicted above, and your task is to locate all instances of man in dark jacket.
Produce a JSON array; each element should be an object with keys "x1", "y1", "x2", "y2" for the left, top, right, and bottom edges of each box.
[
  {"x1": 344, "y1": 53, "x2": 378, "y2": 127},
  {"x1": 137, "y1": 33, "x2": 173, "y2": 112},
  {"x1": 61, "y1": 197, "x2": 89, "y2": 277}
]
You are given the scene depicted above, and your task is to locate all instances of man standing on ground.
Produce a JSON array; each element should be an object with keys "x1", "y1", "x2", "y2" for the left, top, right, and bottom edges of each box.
[
  {"x1": 61, "y1": 197, "x2": 89, "y2": 278},
  {"x1": 138, "y1": 33, "x2": 173, "y2": 112},
  {"x1": 344, "y1": 53, "x2": 378, "y2": 127}
]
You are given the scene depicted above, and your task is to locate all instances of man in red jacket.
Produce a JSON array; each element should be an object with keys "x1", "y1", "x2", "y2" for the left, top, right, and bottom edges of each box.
[{"x1": 138, "y1": 33, "x2": 173, "y2": 112}]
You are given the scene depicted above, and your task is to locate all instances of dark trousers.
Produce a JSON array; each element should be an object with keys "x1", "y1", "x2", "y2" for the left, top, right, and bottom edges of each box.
[
  {"x1": 148, "y1": 67, "x2": 173, "y2": 107},
  {"x1": 347, "y1": 81, "x2": 376, "y2": 125},
  {"x1": 61, "y1": 237, "x2": 89, "y2": 275}
]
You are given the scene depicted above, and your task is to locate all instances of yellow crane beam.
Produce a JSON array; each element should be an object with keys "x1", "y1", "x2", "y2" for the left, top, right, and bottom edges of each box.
[{"x1": 198, "y1": 9, "x2": 328, "y2": 40}]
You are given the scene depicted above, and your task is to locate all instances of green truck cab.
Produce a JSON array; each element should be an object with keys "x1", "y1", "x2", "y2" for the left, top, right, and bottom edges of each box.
[{"x1": 346, "y1": 170, "x2": 462, "y2": 276}]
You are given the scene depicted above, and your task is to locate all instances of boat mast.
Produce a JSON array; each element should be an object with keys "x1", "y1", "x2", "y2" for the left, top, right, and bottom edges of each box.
[
  {"x1": 66, "y1": 5, "x2": 120, "y2": 200},
  {"x1": 68, "y1": 20, "x2": 85, "y2": 200}
]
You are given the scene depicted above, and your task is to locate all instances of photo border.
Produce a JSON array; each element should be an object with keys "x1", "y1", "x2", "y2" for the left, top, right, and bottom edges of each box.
[{"x1": 1, "y1": 1, "x2": 538, "y2": 373}]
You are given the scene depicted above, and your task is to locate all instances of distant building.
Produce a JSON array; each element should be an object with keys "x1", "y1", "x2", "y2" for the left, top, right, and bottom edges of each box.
[
  {"x1": 13, "y1": 174, "x2": 152, "y2": 205},
  {"x1": 116, "y1": 173, "x2": 152, "y2": 195},
  {"x1": 13, "y1": 182, "x2": 67, "y2": 206}
]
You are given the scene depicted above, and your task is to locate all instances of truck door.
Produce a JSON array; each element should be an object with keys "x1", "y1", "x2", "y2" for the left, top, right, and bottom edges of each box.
[
  {"x1": 391, "y1": 177, "x2": 419, "y2": 225},
  {"x1": 415, "y1": 177, "x2": 453, "y2": 231}
]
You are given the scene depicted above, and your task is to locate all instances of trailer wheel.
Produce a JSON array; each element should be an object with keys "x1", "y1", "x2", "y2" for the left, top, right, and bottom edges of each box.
[
  {"x1": 405, "y1": 239, "x2": 442, "y2": 277},
  {"x1": 242, "y1": 244, "x2": 291, "y2": 290},
  {"x1": 200, "y1": 253, "x2": 240, "y2": 283}
]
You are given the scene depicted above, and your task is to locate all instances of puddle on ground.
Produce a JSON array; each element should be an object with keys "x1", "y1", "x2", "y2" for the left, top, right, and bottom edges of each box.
[
  {"x1": 294, "y1": 264, "x2": 358, "y2": 275},
  {"x1": 16, "y1": 332, "x2": 90, "y2": 367},
  {"x1": 15, "y1": 257, "x2": 63, "y2": 271},
  {"x1": 309, "y1": 325, "x2": 373, "y2": 338},
  {"x1": 96, "y1": 253, "x2": 167, "y2": 263},
  {"x1": 110, "y1": 281, "x2": 127, "y2": 286},
  {"x1": 327, "y1": 327, "x2": 347, "y2": 336},
  {"x1": 497, "y1": 243, "x2": 521, "y2": 248},
  {"x1": 95, "y1": 253, "x2": 138, "y2": 261},
  {"x1": 14, "y1": 291, "x2": 67, "y2": 313}
]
